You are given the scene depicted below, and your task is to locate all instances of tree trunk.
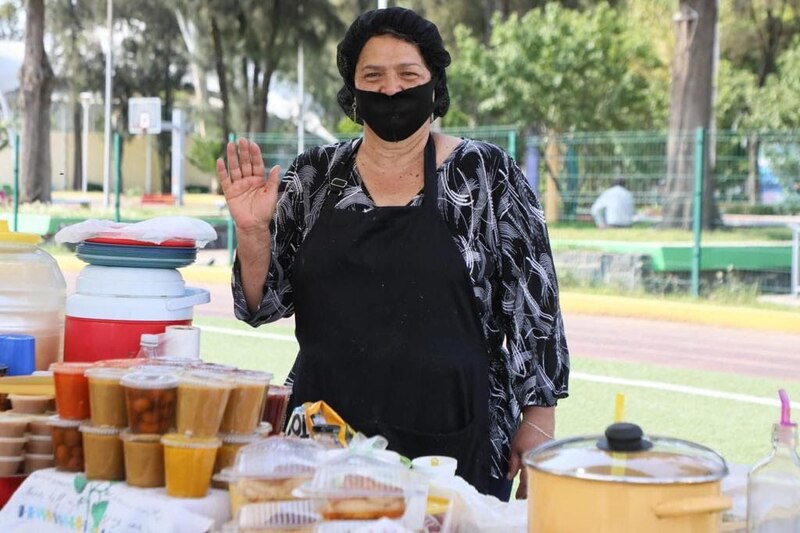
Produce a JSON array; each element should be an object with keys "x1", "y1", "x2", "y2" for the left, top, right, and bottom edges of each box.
[
  {"x1": 253, "y1": 64, "x2": 275, "y2": 134},
  {"x1": 210, "y1": 15, "x2": 228, "y2": 196},
  {"x1": 746, "y1": 133, "x2": 759, "y2": 205},
  {"x1": 663, "y1": 0, "x2": 718, "y2": 229},
  {"x1": 19, "y1": 0, "x2": 54, "y2": 203},
  {"x1": 72, "y1": 100, "x2": 82, "y2": 190},
  {"x1": 242, "y1": 57, "x2": 252, "y2": 133}
]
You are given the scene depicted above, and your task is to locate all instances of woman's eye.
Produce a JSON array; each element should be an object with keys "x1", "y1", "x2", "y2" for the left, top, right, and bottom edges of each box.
[{"x1": 363, "y1": 72, "x2": 380, "y2": 80}]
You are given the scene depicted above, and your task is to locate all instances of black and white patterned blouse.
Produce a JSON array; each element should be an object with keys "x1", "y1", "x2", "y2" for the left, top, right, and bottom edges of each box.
[{"x1": 232, "y1": 137, "x2": 570, "y2": 479}]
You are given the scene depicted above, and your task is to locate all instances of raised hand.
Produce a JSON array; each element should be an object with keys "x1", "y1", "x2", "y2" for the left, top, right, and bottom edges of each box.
[{"x1": 216, "y1": 139, "x2": 281, "y2": 235}]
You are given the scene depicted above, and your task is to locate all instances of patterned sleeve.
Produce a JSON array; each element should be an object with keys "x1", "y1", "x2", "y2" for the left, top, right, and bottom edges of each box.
[
  {"x1": 231, "y1": 154, "x2": 309, "y2": 326},
  {"x1": 492, "y1": 150, "x2": 570, "y2": 408}
]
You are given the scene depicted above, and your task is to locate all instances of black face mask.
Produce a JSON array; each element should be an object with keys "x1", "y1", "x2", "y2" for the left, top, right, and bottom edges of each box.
[{"x1": 354, "y1": 79, "x2": 435, "y2": 142}]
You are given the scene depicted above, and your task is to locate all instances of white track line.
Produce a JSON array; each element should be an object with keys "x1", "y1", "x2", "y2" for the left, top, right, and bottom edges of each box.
[
  {"x1": 197, "y1": 325, "x2": 297, "y2": 343},
  {"x1": 197, "y1": 325, "x2": 799, "y2": 410},
  {"x1": 573, "y1": 372, "x2": 800, "y2": 409}
]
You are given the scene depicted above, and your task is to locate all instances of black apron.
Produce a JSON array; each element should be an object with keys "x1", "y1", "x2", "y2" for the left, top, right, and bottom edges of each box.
[{"x1": 290, "y1": 136, "x2": 490, "y2": 493}]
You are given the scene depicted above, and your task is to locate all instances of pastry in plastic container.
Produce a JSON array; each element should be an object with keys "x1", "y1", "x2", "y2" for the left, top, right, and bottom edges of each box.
[
  {"x1": 219, "y1": 437, "x2": 324, "y2": 516},
  {"x1": 238, "y1": 500, "x2": 320, "y2": 533},
  {"x1": 294, "y1": 454, "x2": 428, "y2": 522}
]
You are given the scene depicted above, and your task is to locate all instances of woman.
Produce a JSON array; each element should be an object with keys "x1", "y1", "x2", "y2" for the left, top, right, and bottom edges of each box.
[{"x1": 216, "y1": 7, "x2": 569, "y2": 500}]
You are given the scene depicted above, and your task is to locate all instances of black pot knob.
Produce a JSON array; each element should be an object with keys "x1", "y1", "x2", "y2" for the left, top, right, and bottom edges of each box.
[{"x1": 597, "y1": 422, "x2": 653, "y2": 452}]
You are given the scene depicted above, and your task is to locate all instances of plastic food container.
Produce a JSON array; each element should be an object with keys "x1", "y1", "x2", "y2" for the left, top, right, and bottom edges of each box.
[
  {"x1": 215, "y1": 433, "x2": 264, "y2": 476},
  {"x1": 120, "y1": 430, "x2": 164, "y2": 488},
  {"x1": 219, "y1": 371, "x2": 272, "y2": 434},
  {"x1": 48, "y1": 416, "x2": 85, "y2": 472},
  {"x1": 162, "y1": 433, "x2": 221, "y2": 498},
  {"x1": 262, "y1": 386, "x2": 291, "y2": 436},
  {"x1": 238, "y1": 500, "x2": 321, "y2": 533},
  {"x1": 80, "y1": 424, "x2": 125, "y2": 481},
  {"x1": 411, "y1": 455, "x2": 458, "y2": 478},
  {"x1": 176, "y1": 371, "x2": 233, "y2": 437},
  {"x1": 86, "y1": 367, "x2": 129, "y2": 427},
  {"x1": 221, "y1": 437, "x2": 324, "y2": 516},
  {"x1": 121, "y1": 372, "x2": 178, "y2": 434},
  {"x1": 0, "y1": 455, "x2": 24, "y2": 476},
  {"x1": 0, "y1": 437, "x2": 27, "y2": 456},
  {"x1": 296, "y1": 455, "x2": 428, "y2": 522},
  {"x1": 25, "y1": 434, "x2": 53, "y2": 455},
  {"x1": 24, "y1": 453, "x2": 54, "y2": 473},
  {"x1": 27, "y1": 416, "x2": 51, "y2": 436},
  {"x1": 9, "y1": 394, "x2": 55, "y2": 414},
  {"x1": 50, "y1": 362, "x2": 92, "y2": 420},
  {"x1": 0, "y1": 416, "x2": 29, "y2": 438}
]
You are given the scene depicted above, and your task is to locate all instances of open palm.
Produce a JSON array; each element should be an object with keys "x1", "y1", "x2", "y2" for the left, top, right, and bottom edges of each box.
[{"x1": 216, "y1": 139, "x2": 280, "y2": 234}]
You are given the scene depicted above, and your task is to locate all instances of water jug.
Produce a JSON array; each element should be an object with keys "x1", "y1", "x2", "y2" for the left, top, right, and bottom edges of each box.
[{"x1": 0, "y1": 220, "x2": 66, "y2": 370}]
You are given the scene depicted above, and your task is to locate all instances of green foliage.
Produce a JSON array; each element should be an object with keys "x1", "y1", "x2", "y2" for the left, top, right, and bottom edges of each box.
[
  {"x1": 335, "y1": 116, "x2": 362, "y2": 136},
  {"x1": 715, "y1": 60, "x2": 758, "y2": 130},
  {"x1": 447, "y1": 4, "x2": 666, "y2": 133},
  {"x1": 749, "y1": 38, "x2": 800, "y2": 129},
  {"x1": 0, "y1": 0, "x2": 22, "y2": 40},
  {"x1": 186, "y1": 136, "x2": 225, "y2": 174}
]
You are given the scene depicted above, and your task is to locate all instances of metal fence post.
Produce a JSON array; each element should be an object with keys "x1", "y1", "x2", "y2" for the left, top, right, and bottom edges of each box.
[
  {"x1": 227, "y1": 216, "x2": 236, "y2": 266},
  {"x1": 11, "y1": 133, "x2": 19, "y2": 231},
  {"x1": 507, "y1": 130, "x2": 517, "y2": 161},
  {"x1": 114, "y1": 132, "x2": 122, "y2": 222},
  {"x1": 691, "y1": 128, "x2": 705, "y2": 298}
]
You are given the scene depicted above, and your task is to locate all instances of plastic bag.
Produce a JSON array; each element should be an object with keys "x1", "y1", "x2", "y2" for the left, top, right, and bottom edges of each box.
[{"x1": 54, "y1": 216, "x2": 218, "y2": 248}]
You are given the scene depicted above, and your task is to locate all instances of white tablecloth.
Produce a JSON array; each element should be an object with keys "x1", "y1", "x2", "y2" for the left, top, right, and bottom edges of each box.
[{"x1": 0, "y1": 469, "x2": 230, "y2": 532}]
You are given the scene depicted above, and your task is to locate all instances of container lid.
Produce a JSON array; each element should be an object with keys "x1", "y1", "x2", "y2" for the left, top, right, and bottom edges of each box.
[
  {"x1": 524, "y1": 423, "x2": 729, "y2": 485},
  {"x1": 178, "y1": 370, "x2": 234, "y2": 390},
  {"x1": 226, "y1": 437, "x2": 323, "y2": 480},
  {"x1": 0, "y1": 221, "x2": 41, "y2": 245},
  {"x1": 84, "y1": 367, "x2": 130, "y2": 380},
  {"x1": 0, "y1": 436, "x2": 26, "y2": 443},
  {"x1": 295, "y1": 454, "x2": 425, "y2": 499},
  {"x1": 46, "y1": 415, "x2": 85, "y2": 429},
  {"x1": 25, "y1": 434, "x2": 52, "y2": 442},
  {"x1": 267, "y1": 385, "x2": 293, "y2": 397},
  {"x1": 75, "y1": 265, "x2": 186, "y2": 297},
  {"x1": 92, "y1": 358, "x2": 148, "y2": 370},
  {"x1": 24, "y1": 453, "x2": 54, "y2": 459},
  {"x1": 161, "y1": 433, "x2": 221, "y2": 449},
  {"x1": 79, "y1": 424, "x2": 122, "y2": 436},
  {"x1": 221, "y1": 432, "x2": 263, "y2": 446},
  {"x1": 121, "y1": 371, "x2": 179, "y2": 390},
  {"x1": 49, "y1": 362, "x2": 93, "y2": 375},
  {"x1": 0, "y1": 455, "x2": 25, "y2": 462},
  {"x1": 230, "y1": 370, "x2": 274, "y2": 386},
  {"x1": 119, "y1": 429, "x2": 163, "y2": 444},
  {"x1": 238, "y1": 500, "x2": 321, "y2": 530}
]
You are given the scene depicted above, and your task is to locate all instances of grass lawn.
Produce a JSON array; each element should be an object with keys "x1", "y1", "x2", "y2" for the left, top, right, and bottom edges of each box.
[
  {"x1": 548, "y1": 221, "x2": 794, "y2": 243},
  {"x1": 193, "y1": 315, "x2": 799, "y2": 469}
]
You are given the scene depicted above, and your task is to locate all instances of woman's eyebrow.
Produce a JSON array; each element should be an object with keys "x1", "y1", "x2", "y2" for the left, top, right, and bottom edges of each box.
[{"x1": 360, "y1": 62, "x2": 424, "y2": 71}]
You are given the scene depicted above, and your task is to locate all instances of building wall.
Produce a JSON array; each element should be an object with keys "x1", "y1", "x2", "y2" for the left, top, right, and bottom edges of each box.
[{"x1": 0, "y1": 131, "x2": 215, "y2": 193}]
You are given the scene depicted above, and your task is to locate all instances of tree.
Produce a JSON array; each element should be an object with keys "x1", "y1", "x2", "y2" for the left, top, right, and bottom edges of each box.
[
  {"x1": 19, "y1": 0, "x2": 54, "y2": 203},
  {"x1": 663, "y1": 0, "x2": 718, "y2": 229},
  {"x1": 0, "y1": 1, "x2": 23, "y2": 39}
]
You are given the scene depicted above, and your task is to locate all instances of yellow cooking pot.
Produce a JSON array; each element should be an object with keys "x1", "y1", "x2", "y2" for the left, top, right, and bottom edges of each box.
[{"x1": 524, "y1": 423, "x2": 731, "y2": 533}]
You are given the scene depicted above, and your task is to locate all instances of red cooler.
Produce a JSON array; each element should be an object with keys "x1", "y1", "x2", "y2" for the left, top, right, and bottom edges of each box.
[{"x1": 64, "y1": 266, "x2": 209, "y2": 362}]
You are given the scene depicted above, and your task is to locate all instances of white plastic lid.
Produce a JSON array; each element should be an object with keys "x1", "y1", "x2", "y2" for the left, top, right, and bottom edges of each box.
[
  {"x1": 75, "y1": 265, "x2": 186, "y2": 297},
  {"x1": 121, "y1": 371, "x2": 179, "y2": 390},
  {"x1": 227, "y1": 437, "x2": 324, "y2": 480},
  {"x1": 46, "y1": 415, "x2": 85, "y2": 429},
  {"x1": 66, "y1": 286, "x2": 209, "y2": 321}
]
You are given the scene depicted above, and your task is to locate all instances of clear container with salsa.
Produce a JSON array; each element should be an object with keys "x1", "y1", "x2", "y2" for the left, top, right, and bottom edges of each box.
[
  {"x1": 219, "y1": 370, "x2": 272, "y2": 434},
  {"x1": 121, "y1": 372, "x2": 178, "y2": 434},
  {"x1": 161, "y1": 433, "x2": 221, "y2": 498},
  {"x1": 176, "y1": 371, "x2": 233, "y2": 437},
  {"x1": 50, "y1": 362, "x2": 93, "y2": 420},
  {"x1": 48, "y1": 415, "x2": 85, "y2": 472},
  {"x1": 120, "y1": 430, "x2": 164, "y2": 488},
  {"x1": 85, "y1": 367, "x2": 129, "y2": 427},
  {"x1": 80, "y1": 424, "x2": 125, "y2": 481},
  {"x1": 262, "y1": 385, "x2": 292, "y2": 436}
]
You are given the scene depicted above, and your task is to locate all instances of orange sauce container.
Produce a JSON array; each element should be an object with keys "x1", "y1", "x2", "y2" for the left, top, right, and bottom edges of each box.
[
  {"x1": 162, "y1": 433, "x2": 220, "y2": 498},
  {"x1": 49, "y1": 362, "x2": 92, "y2": 420}
]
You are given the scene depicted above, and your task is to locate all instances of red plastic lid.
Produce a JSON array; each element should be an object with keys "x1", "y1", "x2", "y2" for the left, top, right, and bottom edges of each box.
[{"x1": 85, "y1": 237, "x2": 195, "y2": 248}]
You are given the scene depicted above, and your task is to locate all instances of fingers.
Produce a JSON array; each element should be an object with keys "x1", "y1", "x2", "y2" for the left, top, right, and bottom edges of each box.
[
  {"x1": 506, "y1": 448, "x2": 521, "y2": 481},
  {"x1": 215, "y1": 158, "x2": 229, "y2": 190},
  {"x1": 227, "y1": 141, "x2": 242, "y2": 181},
  {"x1": 515, "y1": 467, "x2": 528, "y2": 500},
  {"x1": 249, "y1": 142, "x2": 265, "y2": 177},
  {"x1": 238, "y1": 138, "x2": 253, "y2": 177}
]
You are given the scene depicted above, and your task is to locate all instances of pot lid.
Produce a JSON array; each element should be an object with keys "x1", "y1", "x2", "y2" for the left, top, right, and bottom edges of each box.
[{"x1": 524, "y1": 423, "x2": 728, "y2": 484}]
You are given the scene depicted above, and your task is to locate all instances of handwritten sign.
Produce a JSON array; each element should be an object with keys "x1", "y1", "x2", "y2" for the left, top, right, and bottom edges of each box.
[{"x1": 0, "y1": 469, "x2": 228, "y2": 532}]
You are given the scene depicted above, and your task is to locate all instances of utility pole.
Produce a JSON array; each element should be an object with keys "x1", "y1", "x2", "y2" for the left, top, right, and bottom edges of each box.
[{"x1": 102, "y1": 0, "x2": 113, "y2": 208}]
